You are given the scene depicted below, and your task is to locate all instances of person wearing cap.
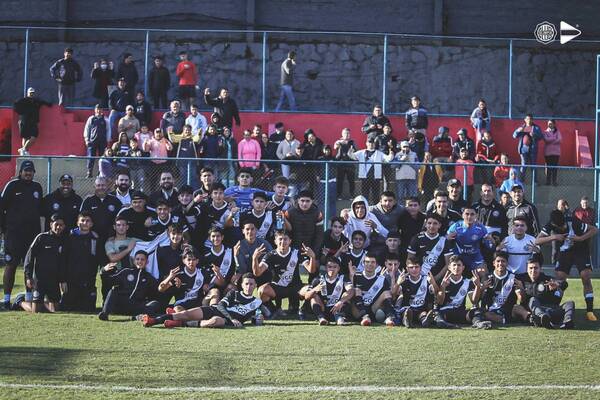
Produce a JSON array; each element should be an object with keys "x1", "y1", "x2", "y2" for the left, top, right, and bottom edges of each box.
[
  {"x1": 275, "y1": 50, "x2": 298, "y2": 112},
  {"x1": 404, "y1": 96, "x2": 428, "y2": 135},
  {"x1": 49, "y1": 47, "x2": 82, "y2": 106},
  {"x1": 13, "y1": 87, "x2": 52, "y2": 156},
  {"x1": 117, "y1": 104, "x2": 140, "y2": 140},
  {"x1": 427, "y1": 179, "x2": 467, "y2": 217},
  {"x1": 513, "y1": 113, "x2": 543, "y2": 183},
  {"x1": 91, "y1": 58, "x2": 115, "y2": 108},
  {"x1": 98, "y1": 249, "x2": 160, "y2": 321},
  {"x1": 451, "y1": 128, "x2": 475, "y2": 161},
  {"x1": 391, "y1": 140, "x2": 418, "y2": 202},
  {"x1": 347, "y1": 137, "x2": 392, "y2": 205},
  {"x1": 41, "y1": 174, "x2": 82, "y2": 231},
  {"x1": 362, "y1": 104, "x2": 391, "y2": 137},
  {"x1": 108, "y1": 77, "x2": 134, "y2": 142},
  {"x1": 148, "y1": 55, "x2": 171, "y2": 109},
  {"x1": 204, "y1": 87, "x2": 241, "y2": 129},
  {"x1": 374, "y1": 124, "x2": 397, "y2": 191},
  {"x1": 116, "y1": 191, "x2": 157, "y2": 241},
  {"x1": 83, "y1": 104, "x2": 111, "y2": 178},
  {"x1": 116, "y1": 53, "x2": 139, "y2": 95},
  {"x1": 506, "y1": 183, "x2": 539, "y2": 236},
  {"x1": 0, "y1": 160, "x2": 43, "y2": 309}
]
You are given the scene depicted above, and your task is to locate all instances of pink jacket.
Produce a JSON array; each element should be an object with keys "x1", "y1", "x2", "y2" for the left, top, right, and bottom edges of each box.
[
  {"x1": 238, "y1": 138, "x2": 261, "y2": 168},
  {"x1": 543, "y1": 128, "x2": 561, "y2": 156}
]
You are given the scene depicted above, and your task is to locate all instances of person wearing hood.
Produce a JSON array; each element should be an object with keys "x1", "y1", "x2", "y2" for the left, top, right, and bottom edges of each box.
[
  {"x1": 41, "y1": 174, "x2": 83, "y2": 231},
  {"x1": 343, "y1": 196, "x2": 388, "y2": 249},
  {"x1": 499, "y1": 168, "x2": 524, "y2": 195},
  {"x1": 348, "y1": 137, "x2": 392, "y2": 205},
  {"x1": 116, "y1": 53, "x2": 139, "y2": 94}
]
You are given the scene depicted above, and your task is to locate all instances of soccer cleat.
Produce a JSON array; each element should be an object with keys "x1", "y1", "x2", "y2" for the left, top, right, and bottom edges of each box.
[
  {"x1": 360, "y1": 315, "x2": 372, "y2": 326},
  {"x1": 384, "y1": 317, "x2": 396, "y2": 327},
  {"x1": 586, "y1": 312, "x2": 598, "y2": 322},
  {"x1": 97, "y1": 311, "x2": 108, "y2": 321},
  {"x1": 271, "y1": 308, "x2": 286, "y2": 320},
  {"x1": 421, "y1": 310, "x2": 434, "y2": 328},
  {"x1": 2, "y1": 301, "x2": 10, "y2": 311},
  {"x1": 298, "y1": 309, "x2": 306, "y2": 321},
  {"x1": 540, "y1": 313, "x2": 552, "y2": 329},
  {"x1": 164, "y1": 319, "x2": 183, "y2": 328},
  {"x1": 165, "y1": 307, "x2": 175, "y2": 315},
  {"x1": 141, "y1": 314, "x2": 157, "y2": 327},
  {"x1": 336, "y1": 316, "x2": 348, "y2": 326},
  {"x1": 560, "y1": 320, "x2": 575, "y2": 330},
  {"x1": 434, "y1": 315, "x2": 459, "y2": 329},
  {"x1": 403, "y1": 309, "x2": 414, "y2": 328},
  {"x1": 472, "y1": 320, "x2": 492, "y2": 330},
  {"x1": 318, "y1": 317, "x2": 329, "y2": 326}
]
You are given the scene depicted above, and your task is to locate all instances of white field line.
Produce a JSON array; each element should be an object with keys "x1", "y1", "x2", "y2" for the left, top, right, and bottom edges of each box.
[{"x1": 1, "y1": 383, "x2": 600, "y2": 393}]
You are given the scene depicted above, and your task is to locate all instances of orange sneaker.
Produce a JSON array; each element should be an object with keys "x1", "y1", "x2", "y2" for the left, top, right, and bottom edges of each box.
[
  {"x1": 360, "y1": 316, "x2": 371, "y2": 326},
  {"x1": 141, "y1": 315, "x2": 156, "y2": 327},
  {"x1": 164, "y1": 319, "x2": 183, "y2": 329}
]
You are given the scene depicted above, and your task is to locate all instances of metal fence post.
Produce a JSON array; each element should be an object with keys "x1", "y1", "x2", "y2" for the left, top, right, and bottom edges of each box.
[
  {"x1": 261, "y1": 32, "x2": 267, "y2": 112},
  {"x1": 144, "y1": 30, "x2": 149, "y2": 99},
  {"x1": 462, "y1": 165, "x2": 467, "y2": 201},
  {"x1": 595, "y1": 55, "x2": 600, "y2": 265},
  {"x1": 46, "y1": 157, "x2": 52, "y2": 195},
  {"x1": 23, "y1": 28, "x2": 30, "y2": 96},
  {"x1": 508, "y1": 40, "x2": 513, "y2": 119},
  {"x1": 382, "y1": 34, "x2": 388, "y2": 114},
  {"x1": 531, "y1": 168, "x2": 536, "y2": 203},
  {"x1": 323, "y1": 162, "x2": 329, "y2": 231},
  {"x1": 186, "y1": 160, "x2": 191, "y2": 185}
]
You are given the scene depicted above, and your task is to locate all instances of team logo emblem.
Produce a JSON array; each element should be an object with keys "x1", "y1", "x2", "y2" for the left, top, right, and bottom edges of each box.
[
  {"x1": 53, "y1": 203, "x2": 60, "y2": 210},
  {"x1": 4, "y1": 254, "x2": 11, "y2": 262},
  {"x1": 492, "y1": 211, "x2": 500, "y2": 217},
  {"x1": 471, "y1": 235, "x2": 479, "y2": 241},
  {"x1": 534, "y1": 21, "x2": 556, "y2": 45},
  {"x1": 537, "y1": 283, "x2": 545, "y2": 292},
  {"x1": 127, "y1": 274, "x2": 135, "y2": 282},
  {"x1": 108, "y1": 205, "x2": 115, "y2": 212},
  {"x1": 33, "y1": 191, "x2": 39, "y2": 199}
]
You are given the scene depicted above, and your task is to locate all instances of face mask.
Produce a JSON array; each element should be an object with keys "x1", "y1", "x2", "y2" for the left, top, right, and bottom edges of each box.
[{"x1": 100, "y1": 64, "x2": 108, "y2": 70}]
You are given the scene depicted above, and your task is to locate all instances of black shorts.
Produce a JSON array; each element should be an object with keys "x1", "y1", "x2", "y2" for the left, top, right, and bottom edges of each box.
[
  {"x1": 178, "y1": 85, "x2": 196, "y2": 99},
  {"x1": 270, "y1": 283, "x2": 301, "y2": 300},
  {"x1": 555, "y1": 251, "x2": 592, "y2": 274},
  {"x1": 174, "y1": 297, "x2": 203, "y2": 310},
  {"x1": 323, "y1": 303, "x2": 350, "y2": 320},
  {"x1": 439, "y1": 307, "x2": 469, "y2": 324},
  {"x1": 199, "y1": 305, "x2": 233, "y2": 325},
  {"x1": 487, "y1": 305, "x2": 513, "y2": 323},
  {"x1": 32, "y1": 281, "x2": 61, "y2": 303},
  {"x1": 5, "y1": 230, "x2": 39, "y2": 265},
  {"x1": 19, "y1": 120, "x2": 38, "y2": 139}
]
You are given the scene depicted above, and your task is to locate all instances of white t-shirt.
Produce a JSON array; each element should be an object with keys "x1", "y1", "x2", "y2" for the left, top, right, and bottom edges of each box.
[{"x1": 503, "y1": 234, "x2": 536, "y2": 274}]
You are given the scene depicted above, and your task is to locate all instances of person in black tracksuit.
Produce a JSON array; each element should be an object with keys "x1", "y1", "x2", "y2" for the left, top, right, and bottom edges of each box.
[
  {"x1": 60, "y1": 211, "x2": 100, "y2": 312},
  {"x1": 204, "y1": 88, "x2": 241, "y2": 129},
  {"x1": 21, "y1": 214, "x2": 66, "y2": 313},
  {"x1": 98, "y1": 250, "x2": 160, "y2": 321},
  {"x1": 42, "y1": 174, "x2": 83, "y2": 231},
  {"x1": 149, "y1": 56, "x2": 171, "y2": 109},
  {"x1": 0, "y1": 160, "x2": 43, "y2": 308},
  {"x1": 13, "y1": 87, "x2": 51, "y2": 155}
]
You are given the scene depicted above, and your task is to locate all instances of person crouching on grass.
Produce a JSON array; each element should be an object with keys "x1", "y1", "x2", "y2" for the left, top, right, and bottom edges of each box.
[
  {"x1": 299, "y1": 256, "x2": 354, "y2": 326},
  {"x1": 158, "y1": 247, "x2": 207, "y2": 313},
  {"x1": 142, "y1": 273, "x2": 262, "y2": 328}
]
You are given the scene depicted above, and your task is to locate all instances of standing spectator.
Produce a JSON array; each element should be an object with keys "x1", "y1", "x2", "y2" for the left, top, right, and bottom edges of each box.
[
  {"x1": 186, "y1": 104, "x2": 208, "y2": 142},
  {"x1": 238, "y1": 129, "x2": 262, "y2": 171},
  {"x1": 418, "y1": 152, "x2": 442, "y2": 202},
  {"x1": 148, "y1": 55, "x2": 171, "y2": 109},
  {"x1": 506, "y1": 184, "x2": 540, "y2": 236},
  {"x1": 222, "y1": 126, "x2": 238, "y2": 185},
  {"x1": 41, "y1": 174, "x2": 83, "y2": 231},
  {"x1": 493, "y1": 153, "x2": 511, "y2": 189},
  {"x1": 99, "y1": 148, "x2": 117, "y2": 180},
  {"x1": 176, "y1": 51, "x2": 198, "y2": 111},
  {"x1": 204, "y1": 87, "x2": 241, "y2": 130},
  {"x1": 133, "y1": 91, "x2": 153, "y2": 127},
  {"x1": 301, "y1": 132, "x2": 322, "y2": 194},
  {"x1": 91, "y1": 59, "x2": 115, "y2": 108},
  {"x1": 111, "y1": 134, "x2": 132, "y2": 174},
  {"x1": 431, "y1": 126, "x2": 453, "y2": 180},
  {"x1": 513, "y1": 113, "x2": 543, "y2": 182},
  {"x1": 160, "y1": 100, "x2": 186, "y2": 143},
  {"x1": 0, "y1": 161, "x2": 43, "y2": 309},
  {"x1": 475, "y1": 130, "x2": 499, "y2": 184},
  {"x1": 470, "y1": 99, "x2": 491, "y2": 142},
  {"x1": 127, "y1": 137, "x2": 147, "y2": 192},
  {"x1": 405, "y1": 96, "x2": 428, "y2": 134},
  {"x1": 348, "y1": 137, "x2": 390, "y2": 204},
  {"x1": 574, "y1": 196, "x2": 596, "y2": 226},
  {"x1": 275, "y1": 50, "x2": 297, "y2": 112},
  {"x1": 13, "y1": 87, "x2": 51, "y2": 156},
  {"x1": 276, "y1": 129, "x2": 301, "y2": 179},
  {"x1": 452, "y1": 128, "x2": 475, "y2": 161},
  {"x1": 333, "y1": 128, "x2": 357, "y2": 200},
  {"x1": 269, "y1": 122, "x2": 286, "y2": 147},
  {"x1": 260, "y1": 132, "x2": 278, "y2": 176},
  {"x1": 455, "y1": 148, "x2": 475, "y2": 202},
  {"x1": 543, "y1": 119, "x2": 561, "y2": 186},
  {"x1": 198, "y1": 124, "x2": 225, "y2": 171},
  {"x1": 143, "y1": 128, "x2": 173, "y2": 188},
  {"x1": 117, "y1": 105, "x2": 140, "y2": 140},
  {"x1": 116, "y1": 53, "x2": 139, "y2": 95},
  {"x1": 392, "y1": 141, "x2": 419, "y2": 202},
  {"x1": 108, "y1": 78, "x2": 133, "y2": 142},
  {"x1": 83, "y1": 104, "x2": 110, "y2": 178},
  {"x1": 361, "y1": 104, "x2": 391, "y2": 137},
  {"x1": 175, "y1": 125, "x2": 199, "y2": 187},
  {"x1": 49, "y1": 47, "x2": 82, "y2": 106},
  {"x1": 374, "y1": 124, "x2": 397, "y2": 191}
]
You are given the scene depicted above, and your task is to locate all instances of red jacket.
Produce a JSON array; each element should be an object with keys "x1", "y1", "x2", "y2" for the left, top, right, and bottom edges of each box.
[
  {"x1": 176, "y1": 61, "x2": 197, "y2": 85},
  {"x1": 430, "y1": 136, "x2": 453, "y2": 159},
  {"x1": 476, "y1": 140, "x2": 499, "y2": 162}
]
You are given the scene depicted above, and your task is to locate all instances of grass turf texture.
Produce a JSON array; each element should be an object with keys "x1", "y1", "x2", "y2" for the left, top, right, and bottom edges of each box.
[{"x1": 1, "y1": 272, "x2": 600, "y2": 400}]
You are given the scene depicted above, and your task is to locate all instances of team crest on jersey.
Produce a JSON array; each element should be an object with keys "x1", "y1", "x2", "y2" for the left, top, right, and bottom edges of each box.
[
  {"x1": 4, "y1": 254, "x2": 11, "y2": 262},
  {"x1": 471, "y1": 234, "x2": 479, "y2": 240},
  {"x1": 492, "y1": 211, "x2": 500, "y2": 217},
  {"x1": 33, "y1": 192, "x2": 39, "y2": 199},
  {"x1": 127, "y1": 274, "x2": 135, "y2": 282},
  {"x1": 53, "y1": 203, "x2": 60, "y2": 210},
  {"x1": 108, "y1": 205, "x2": 115, "y2": 212}
]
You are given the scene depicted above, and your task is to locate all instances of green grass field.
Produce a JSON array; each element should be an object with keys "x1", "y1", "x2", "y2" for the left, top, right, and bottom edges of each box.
[{"x1": 1, "y1": 272, "x2": 600, "y2": 400}]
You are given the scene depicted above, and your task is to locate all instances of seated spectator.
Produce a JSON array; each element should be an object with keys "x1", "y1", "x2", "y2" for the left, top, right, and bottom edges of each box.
[
  {"x1": 133, "y1": 91, "x2": 153, "y2": 127},
  {"x1": 134, "y1": 125, "x2": 152, "y2": 156},
  {"x1": 470, "y1": 99, "x2": 491, "y2": 142},
  {"x1": 362, "y1": 104, "x2": 391, "y2": 137},
  {"x1": 499, "y1": 168, "x2": 524, "y2": 195},
  {"x1": 418, "y1": 152, "x2": 443, "y2": 202},
  {"x1": 209, "y1": 113, "x2": 224, "y2": 135},
  {"x1": 475, "y1": 130, "x2": 498, "y2": 184},
  {"x1": 430, "y1": 126, "x2": 453, "y2": 161},
  {"x1": 392, "y1": 140, "x2": 419, "y2": 202},
  {"x1": 260, "y1": 132, "x2": 278, "y2": 174},
  {"x1": 238, "y1": 129, "x2": 262, "y2": 171},
  {"x1": 161, "y1": 100, "x2": 186, "y2": 143},
  {"x1": 111, "y1": 132, "x2": 131, "y2": 171},
  {"x1": 405, "y1": 129, "x2": 429, "y2": 162},
  {"x1": 185, "y1": 104, "x2": 208, "y2": 142},
  {"x1": 543, "y1": 119, "x2": 561, "y2": 186},
  {"x1": 573, "y1": 196, "x2": 596, "y2": 226},
  {"x1": 269, "y1": 122, "x2": 286, "y2": 147},
  {"x1": 452, "y1": 128, "x2": 475, "y2": 161},
  {"x1": 99, "y1": 147, "x2": 117, "y2": 180},
  {"x1": 108, "y1": 77, "x2": 133, "y2": 141},
  {"x1": 405, "y1": 96, "x2": 428, "y2": 135},
  {"x1": 127, "y1": 138, "x2": 147, "y2": 193},
  {"x1": 276, "y1": 129, "x2": 301, "y2": 179},
  {"x1": 251, "y1": 124, "x2": 263, "y2": 141},
  {"x1": 493, "y1": 153, "x2": 511, "y2": 189}
]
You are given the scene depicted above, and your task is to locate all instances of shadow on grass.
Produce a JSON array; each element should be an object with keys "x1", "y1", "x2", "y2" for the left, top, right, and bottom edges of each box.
[{"x1": 0, "y1": 347, "x2": 83, "y2": 378}]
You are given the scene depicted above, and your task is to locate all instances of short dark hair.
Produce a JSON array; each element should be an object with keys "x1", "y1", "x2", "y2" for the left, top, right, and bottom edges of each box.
[
  {"x1": 425, "y1": 213, "x2": 443, "y2": 224},
  {"x1": 134, "y1": 250, "x2": 149, "y2": 258},
  {"x1": 325, "y1": 256, "x2": 341, "y2": 267},
  {"x1": 435, "y1": 191, "x2": 449, "y2": 199},
  {"x1": 49, "y1": 213, "x2": 64, "y2": 223},
  {"x1": 252, "y1": 191, "x2": 268, "y2": 201},
  {"x1": 208, "y1": 226, "x2": 224, "y2": 236},
  {"x1": 381, "y1": 191, "x2": 395, "y2": 199},
  {"x1": 405, "y1": 196, "x2": 420, "y2": 205},
  {"x1": 513, "y1": 216, "x2": 528, "y2": 226},
  {"x1": 351, "y1": 230, "x2": 367, "y2": 240},
  {"x1": 167, "y1": 223, "x2": 184, "y2": 234},
  {"x1": 210, "y1": 182, "x2": 226, "y2": 192},
  {"x1": 155, "y1": 199, "x2": 170, "y2": 208},
  {"x1": 405, "y1": 256, "x2": 420, "y2": 266},
  {"x1": 274, "y1": 176, "x2": 289, "y2": 186},
  {"x1": 384, "y1": 254, "x2": 401, "y2": 263},
  {"x1": 448, "y1": 255, "x2": 463, "y2": 264},
  {"x1": 200, "y1": 167, "x2": 214, "y2": 175},
  {"x1": 493, "y1": 251, "x2": 509, "y2": 261},
  {"x1": 237, "y1": 168, "x2": 254, "y2": 178},
  {"x1": 78, "y1": 210, "x2": 93, "y2": 220},
  {"x1": 330, "y1": 216, "x2": 346, "y2": 226},
  {"x1": 241, "y1": 272, "x2": 256, "y2": 282}
]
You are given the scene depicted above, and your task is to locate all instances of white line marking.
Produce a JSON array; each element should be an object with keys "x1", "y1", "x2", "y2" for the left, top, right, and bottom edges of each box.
[{"x1": 1, "y1": 383, "x2": 600, "y2": 393}]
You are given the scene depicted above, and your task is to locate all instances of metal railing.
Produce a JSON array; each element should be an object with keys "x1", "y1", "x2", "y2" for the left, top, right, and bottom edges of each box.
[{"x1": 1, "y1": 26, "x2": 600, "y2": 119}]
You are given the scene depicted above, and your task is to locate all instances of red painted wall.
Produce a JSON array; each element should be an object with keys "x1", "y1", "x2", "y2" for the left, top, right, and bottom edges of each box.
[{"x1": 0, "y1": 107, "x2": 596, "y2": 167}]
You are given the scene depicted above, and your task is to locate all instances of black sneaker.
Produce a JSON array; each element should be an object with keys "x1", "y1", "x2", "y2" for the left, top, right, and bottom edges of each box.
[
  {"x1": 434, "y1": 315, "x2": 459, "y2": 329},
  {"x1": 560, "y1": 320, "x2": 575, "y2": 330},
  {"x1": 421, "y1": 310, "x2": 434, "y2": 328},
  {"x1": 540, "y1": 313, "x2": 552, "y2": 329},
  {"x1": 97, "y1": 311, "x2": 108, "y2": 321},
  {"x1": 11, "y1": 293, "x2": 26, "y2": 311},
  {"x1": 472, "y1": 320, "x2": 493, "y2": 330}
]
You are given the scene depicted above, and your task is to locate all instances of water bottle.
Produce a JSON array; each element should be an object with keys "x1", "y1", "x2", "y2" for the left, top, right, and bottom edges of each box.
[
  {"x1": 320, "y1": 276, "x2": 327, "y2": 296},
  {"x1": 255, "y1": 308, "x2": 263, "y2": 326},
  {"x1": 233, "y1": 209, "x2": 240, "y2": 227},
  {"x1": 276, "y1": 213, "x2": 284, "y2": 230}
]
